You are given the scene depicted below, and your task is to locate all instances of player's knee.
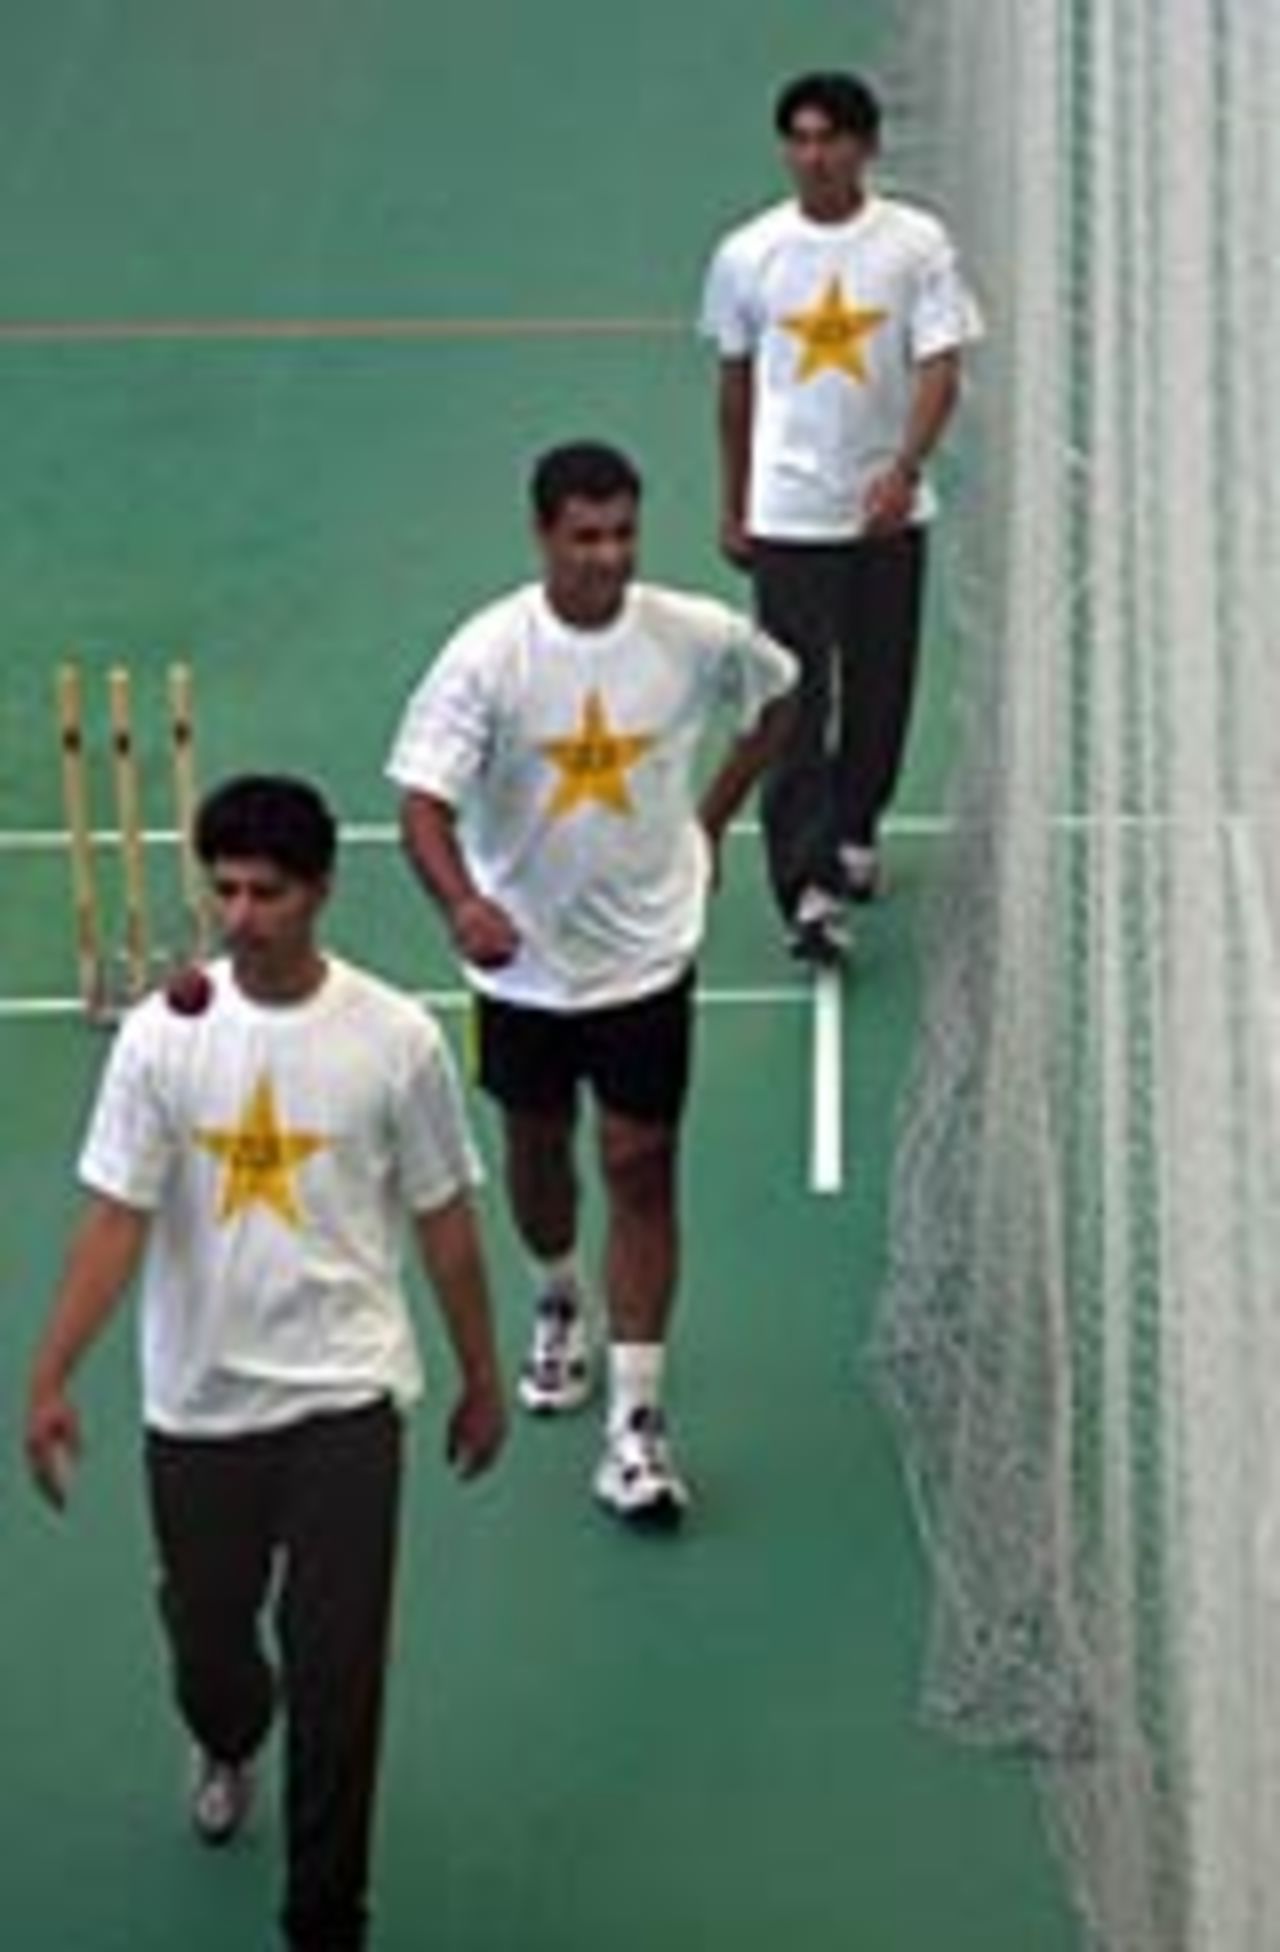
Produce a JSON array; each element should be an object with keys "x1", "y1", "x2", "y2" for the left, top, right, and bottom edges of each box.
[
  {"x1": 505, "y1": 1108, "x2": 574, "y2": 1177},
  {"x1": 598, "y1": 1120, "x2": 677, "y2": 1213}
]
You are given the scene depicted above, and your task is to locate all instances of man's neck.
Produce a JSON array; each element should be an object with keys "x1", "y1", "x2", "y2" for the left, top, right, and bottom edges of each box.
[
  {"x1": 543, "y1": 585, "x2": 626, "y2": 632},
  {"x1": 799, "y1": 185, "x2": 867, "y2": 226},
  {"x1": 232, "y1": 950, "x2": 328, "y2": 1006}
]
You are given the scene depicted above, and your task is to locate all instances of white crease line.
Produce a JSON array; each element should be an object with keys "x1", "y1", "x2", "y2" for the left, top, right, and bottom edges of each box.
[
  {"x1": 0, "y1": 812, "x2": 968, "y2": 849},
  {"x1": 809, "y1": 966, "x2": 844, "y2": 1195},
  {"x1": 0, "y1": 983, "x2": 810, "y2": 1023},
  {"x1": 0, "y1": 813, "x2": 947, "y2": 851},
  {"x1": 3, "y1": 811, "x2": 1224, "y2": 852},
  {"x1": 4, "y1": 821, "x2": 764, "y2": 850},
  {"x1": 694, "y1": 986, "x2": 809, "y2": 1006},
  {"x1": 0, "y1": 997, "x2": 90, "y2": 1018},
  {"x1": 4, "y1": 820, "x2": 768, "y2": 850}
]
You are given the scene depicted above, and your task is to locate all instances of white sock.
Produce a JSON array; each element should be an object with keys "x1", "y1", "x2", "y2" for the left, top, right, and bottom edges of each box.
[
  {"x1": 608, "y1": 1342, "x2": 666, "y2": 1435},
  {"x1": 531, "y1": 1249, "x2": 584, "y2": 1308}
]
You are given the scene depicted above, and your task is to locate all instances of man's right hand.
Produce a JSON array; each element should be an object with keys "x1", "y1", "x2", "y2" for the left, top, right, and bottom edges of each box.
[
  {"x1": 718, "y1": 513, "x2": 754, "y2": 572},
  {"x1": 448, "y1": 892, "x2": 521, "y2": 969},
  {"x1": 25, "y1": 1386, "x2": 81, "y2": 1510},
  {"x1": 445, "y1": 1378, "x2": 508, "y2": 1479}
]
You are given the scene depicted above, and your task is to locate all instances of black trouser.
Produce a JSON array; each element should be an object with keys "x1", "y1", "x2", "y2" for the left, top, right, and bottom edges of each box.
[
  {"x1": 145, "y1": 1399, "x2": 403, "y2": 1952},
  {"x1": 752, "y1": 527, "x2": 927, "y2": 920}
]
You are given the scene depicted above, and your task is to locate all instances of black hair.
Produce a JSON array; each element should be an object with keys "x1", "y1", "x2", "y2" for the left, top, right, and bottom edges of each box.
[
  {"x1": 773, "y1": 71, "x2": 881, "y2": 143},
  {"x1": 193, "y1": 774, "x2": 338, "y2": 883},
  {"x1": 529, "y1": 441, "x2": 643, "y2": 525}
]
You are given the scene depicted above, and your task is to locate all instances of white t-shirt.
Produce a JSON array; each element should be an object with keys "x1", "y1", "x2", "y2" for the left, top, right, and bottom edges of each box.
[
  {"x1": 699, "y1": 194, "x2": 982, "y2": 540},
  {"x1": 387, "y1": 582, "x2": 797, "y2": 1010},
  {"x1": 78, "y1": 957, "x2": 481, "y2": 1436}
]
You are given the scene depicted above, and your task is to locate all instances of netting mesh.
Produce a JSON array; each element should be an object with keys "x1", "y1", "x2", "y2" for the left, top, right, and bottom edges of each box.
[{"x1": 873, "y1": 4, "x2": 1280, "y2": 1948}]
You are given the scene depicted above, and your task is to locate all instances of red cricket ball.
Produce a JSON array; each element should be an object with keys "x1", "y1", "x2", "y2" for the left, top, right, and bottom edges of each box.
[{"x1": 165, "y1": 965, "x2": 214, "y2": 1016}]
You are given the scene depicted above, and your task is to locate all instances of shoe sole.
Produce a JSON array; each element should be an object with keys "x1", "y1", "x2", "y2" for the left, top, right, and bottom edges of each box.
[
  {"x1": 593, "y1": 1465, "x2": 690, "y2": 1529},
  {"x1": 518, "y1": 1376, "x2": 593, "y2": 1415},
  {"x1": 193, "y1": 1815, "x2": 244, "y2": 1848},
  {"x1": 190, "y1": 1783, "x2": 253, "y2": 1847},
  {"x1": 596, "y1": 1490, "x2": 687, "y2": 1532},
  {"x1": 788, "y1": 939, "x2": 849, "y2": 970}
]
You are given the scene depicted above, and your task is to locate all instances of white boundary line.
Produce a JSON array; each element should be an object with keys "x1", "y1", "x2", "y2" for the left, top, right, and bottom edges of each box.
[
  {"x1": 809, "y1": 967, "x2": 845, "y2": 1195},
  {"x1": 0, "y1": 812, "x2": 958, "y2": 851},
  {"x1": 7, "y1": 811, "x2": 1228, "y2": 853},
  {"x1": 0, "y1": 313, "x2": 686, "y2": 347}
]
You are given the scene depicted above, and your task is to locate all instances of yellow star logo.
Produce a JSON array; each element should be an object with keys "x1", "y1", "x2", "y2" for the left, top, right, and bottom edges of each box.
[
  {"x1": 780, "y1": 275, "x2": 887, "y2": 383},
  {"x1": 537, "y1": 688, "x2": 657, "y2": 819},
  {"x1": 194, "y1": 1074, "x2": 329, "y2": 1227}
]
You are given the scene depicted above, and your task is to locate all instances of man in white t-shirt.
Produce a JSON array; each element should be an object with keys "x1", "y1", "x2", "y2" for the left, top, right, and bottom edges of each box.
[
  {"x1": 24, "y1": 774, "x2": 505, "y2": 1952},
  {"x1": 387, "y1": 441, "x2": 796, "y2": 1528},
  {"x1": 700, "y1": 70, "x2": 981, "y2": 963}
]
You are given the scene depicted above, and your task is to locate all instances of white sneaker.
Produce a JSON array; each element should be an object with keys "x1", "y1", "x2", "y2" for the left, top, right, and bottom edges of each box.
[
  {"x1": 518, "y1": 1293, "x2": 593, "y2": 1414},
  {"x1": 787, "y1": 886, "x2": 852, "y2": 968},
  {"x1": 594, "y1": 1407, "x2": 690, "y2": 1529},
  {"x1": 839, "y1": 843, "x2": 882, "y2": 902},
  {"x1": 189, "y1": 1747, "x2": 254, "y2": 1846}
]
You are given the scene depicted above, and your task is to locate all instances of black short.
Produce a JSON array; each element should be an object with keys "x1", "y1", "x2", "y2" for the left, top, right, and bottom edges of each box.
[{"x1": 474, "y1": 969, "x2": 695, "y2": 1126}]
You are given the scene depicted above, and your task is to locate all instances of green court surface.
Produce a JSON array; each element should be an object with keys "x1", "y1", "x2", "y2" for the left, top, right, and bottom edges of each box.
[{"x1": 0, "y1": 5, "x2": 1075, "y2": 1948}]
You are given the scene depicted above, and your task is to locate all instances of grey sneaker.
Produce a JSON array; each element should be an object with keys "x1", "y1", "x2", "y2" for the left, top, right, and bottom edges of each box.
[
  {"x1": 594, "y1": 1407, "x2": 690, "y2": 1529},
  {"x1": 518, "y1": 1293, "x2": 593, "y2": 1414},
  {"x1": 838, "y1": 843, "x2": 882, "y2": 903},
  {"x1": 189, "y1": 1747, "x2": 254, "y2": 1846}
]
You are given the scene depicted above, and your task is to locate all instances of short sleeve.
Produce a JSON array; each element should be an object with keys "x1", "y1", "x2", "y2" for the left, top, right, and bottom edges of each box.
[
  {"x1": 391, "y1": 1021, "x2": 484, "y2": 1215},
  {"x1": 78, "y1": 1011, "x2": 178, "y2": 1210},
  {"x1": 698, "y1": 238, "x2": 760, "y2": 359},
  {"x1": 909, "y1": 230, "x2": 984, "y2": 361},
  {"x1": 710, "y1": 606, "x2": 799, "y2": 730},
  {"x1": 385, "y1": 630, "x2": 495, "y2": 808}
]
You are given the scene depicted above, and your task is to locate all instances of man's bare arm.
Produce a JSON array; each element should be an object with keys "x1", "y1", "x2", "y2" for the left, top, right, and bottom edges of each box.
[
  {"x1": 698, "y1": 693, "x2": 794, "y2": 879},
  {"x1": 716, "y1": 357, "x2": 755, "y2": 569},
  {"x1": 863, "y1": 350, "x2": 963, "y2": 534},
  {"x1": 25, "y1": 1195, "x2": 151, "y2": 1508},
  {"x1": 412, "y1": 1193, "x2": 507, "y2": 1479},
  {"x1": 399, "y1": 790, "x2": 520, "y2": 969}
]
